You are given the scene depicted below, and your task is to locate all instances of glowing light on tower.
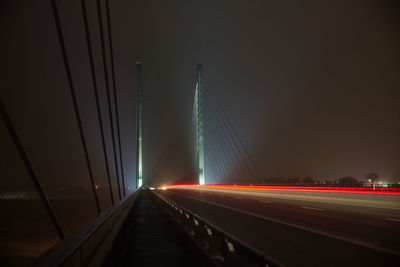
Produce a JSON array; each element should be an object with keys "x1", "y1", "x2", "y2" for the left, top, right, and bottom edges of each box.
[
  {"x1": 136, "y1": 62, "x2": 143, "y2": 188},
  {"x1": 195, "y1": 64, "x2": 205, "y2": 185}
]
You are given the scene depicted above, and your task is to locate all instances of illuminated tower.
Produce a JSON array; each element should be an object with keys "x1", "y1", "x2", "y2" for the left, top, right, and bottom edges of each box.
[
  {"x1": 195, "y1": 64, "x2": 205, "y2": 185},
  {"x1": 136, "y1": 62, "x2": 143, "y2": 188}
]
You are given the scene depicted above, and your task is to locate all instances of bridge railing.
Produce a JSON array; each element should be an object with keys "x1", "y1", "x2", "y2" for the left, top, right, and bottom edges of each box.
[
  {"x1": 153, "y1": 190, "x2": 284, "y2": 267},
  {"x1": 35, "y1": 189, "x2": 141, "y2": 267}
]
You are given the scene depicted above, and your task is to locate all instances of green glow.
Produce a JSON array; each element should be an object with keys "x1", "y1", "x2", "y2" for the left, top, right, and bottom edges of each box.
[
  {"x1": 195, "y1": 64, "x2": 205, "y2": 185},
  {"x1": 136, "y1": 62, "x2": 143, "y2": 188}
]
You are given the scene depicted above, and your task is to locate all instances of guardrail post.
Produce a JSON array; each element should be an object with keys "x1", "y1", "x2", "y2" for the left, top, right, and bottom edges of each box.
[{"x1": 152, "y1": 191, "x2": 282, "y2": 267}]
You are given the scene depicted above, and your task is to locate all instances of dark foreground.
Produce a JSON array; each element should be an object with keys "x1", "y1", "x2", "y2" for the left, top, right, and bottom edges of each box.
[{"x1": 0, "y1": 198, "x2": 96, "y2": 266}]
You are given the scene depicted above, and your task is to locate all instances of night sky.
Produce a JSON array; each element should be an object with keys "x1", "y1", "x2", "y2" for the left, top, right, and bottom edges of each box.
[{"x1": 1, "y1": 0, "x2": 400, "y2": 197}]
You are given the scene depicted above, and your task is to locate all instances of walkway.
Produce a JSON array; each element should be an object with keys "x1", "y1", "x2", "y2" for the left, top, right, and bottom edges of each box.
[{"x1": 104, "y1": 189, "x2": 199, "y2": 267}]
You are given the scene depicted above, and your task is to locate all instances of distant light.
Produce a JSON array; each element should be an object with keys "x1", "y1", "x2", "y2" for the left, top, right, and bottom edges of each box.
[
  {"x1": 159, "y1": 186, "x2": 167, "y2": 190},
  {"x1": 149, "y1": 187, "x2": 155, "y2": 190},
  {"x1": 95, "y1": 185, "x2": 99, "y2": 190}
]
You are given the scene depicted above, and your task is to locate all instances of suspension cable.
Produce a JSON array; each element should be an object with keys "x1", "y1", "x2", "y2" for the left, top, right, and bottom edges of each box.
[
  {"x1": 203, "y1": 123, "x2": 225, "y2": 184},
  {"x1": 104, "y1": 0, "x2": 126, "y2": 197},
  {"x1": 95, "y1": 0, "x2": 121, "y2": 200},
  {"x1": 0, "y1": 99, "x2": 65, "y2": 239},
  {"x1": 208, "y1": 95, "x2": 253, "y2": 183},
  {"x1": 204, "y1": 99, "x2": 237, "y2": 183},
  {"x1": 205, "y1": 96, "x2": 249, "y2": 182},
  {"x1": 204, "y1": 106, "x2": 231, "y2": 184},
  {"x1": 210, "y1": 94, "x2": 263, "y2": 184},
  {"x1": 80, "y1": 0, "x2": 114, "y2": 205},
  {"x1": 49, "y1": 0, "x2": 101, "y2": 215},
  {"x1": 215, "y1": 97, "x2": 263, "y2": 183}
]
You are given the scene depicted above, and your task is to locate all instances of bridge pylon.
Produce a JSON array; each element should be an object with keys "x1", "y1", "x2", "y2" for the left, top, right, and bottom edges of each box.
[
  {"x1": 136, "y1": 62, "x2": 143, "y2": 188},
  {"x1": 194, "y1": 64, "x2": 205, "y2": 185}
]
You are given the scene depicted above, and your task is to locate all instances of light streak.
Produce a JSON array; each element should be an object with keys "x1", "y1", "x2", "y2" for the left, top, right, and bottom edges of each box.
[{"x1": 165, "y1": 184, "x2": 400, "y2": 195}]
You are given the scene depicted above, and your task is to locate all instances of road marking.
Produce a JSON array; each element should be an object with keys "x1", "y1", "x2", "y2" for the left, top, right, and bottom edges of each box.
[
  {"x1": 301, "y1": 206, "x2": 324, "y2": 211},
  {"x1": 259, "y1": 200, "x2": 272, "y2": 204},
  {"x1": 167, "y1": 191, "x2": 400, "y2": 257},
  {"x1": 386, "y1": 218, "x2": 400, "y2": 222}
]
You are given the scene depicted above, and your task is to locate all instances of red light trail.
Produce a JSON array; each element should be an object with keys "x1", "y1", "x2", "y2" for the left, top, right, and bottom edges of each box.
[{"x1": 165, "y1": 184, "x2": 400, "y2": 195}]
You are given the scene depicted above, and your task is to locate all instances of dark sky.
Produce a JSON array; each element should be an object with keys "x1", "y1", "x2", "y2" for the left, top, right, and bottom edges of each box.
[{"x1": 1, "y1": 0, "x2": 400, "y2": 196}]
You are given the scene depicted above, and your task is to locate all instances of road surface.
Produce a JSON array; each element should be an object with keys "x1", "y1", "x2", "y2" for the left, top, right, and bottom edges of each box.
[{"x1": 158, "y1": 187, "x2": 400, "y2": 266}]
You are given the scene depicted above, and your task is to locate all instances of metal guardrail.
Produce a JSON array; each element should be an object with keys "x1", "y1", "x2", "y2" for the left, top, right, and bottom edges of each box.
[
  {"x1": 152, "y1": 191, "x2": 284, "y2": 267},
  {"x1": 36, "y1": 188, "x2": 141, "y2": 267}
]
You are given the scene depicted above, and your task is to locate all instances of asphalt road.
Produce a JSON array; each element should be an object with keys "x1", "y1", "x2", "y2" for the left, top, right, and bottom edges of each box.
[{"x1": 159, "y1": 188, "x2": 400, "y2": 267}]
